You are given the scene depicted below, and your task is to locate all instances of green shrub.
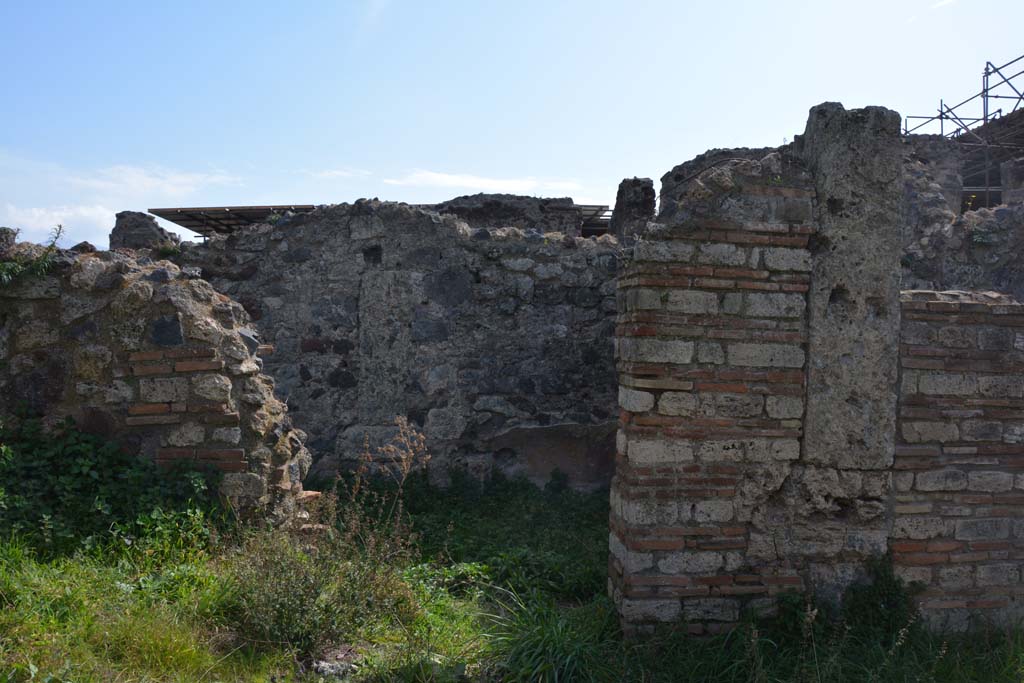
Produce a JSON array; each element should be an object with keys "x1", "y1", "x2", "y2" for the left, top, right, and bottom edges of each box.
[
  {"x1": 223, "y1": 527, "x2": 410, "y2": 656},
  {"x1": 0, "y1": 416, "x2": 220, "y2": 555},
  {"x1": 154, "y1": 242, "x2": 181, "y2": 259},
  {"x1": 0, "y1": 225, "x2": 62, "y2": 288},
  {"x1": 223, "y1": 417, "x2": 428, "y2": 659}
]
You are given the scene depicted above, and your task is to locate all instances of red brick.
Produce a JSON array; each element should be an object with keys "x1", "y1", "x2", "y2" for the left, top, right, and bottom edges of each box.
[
  {"x1": 694, "y1": 382, "x2": 749, "y2": 393},
  {"x1": 668, "y1": 266, "x2": 715, "y2": 277},
  {"x1": 164, "y1": 347, "x2": 217, "y2": 359},
  {"x1": 771, "y1": 273, "x2": 811, "y2": 283},
  {"x1": 625, "y1": 576, "x2": 693, "y2": 587},
  {"x1": 697, "y1": 539, "x2": 747, "y2": 550},
  {"x1": 174, "y1": 360, "x2": 225, "y2": 372},
  {"x1": 156, "y1": 448, "x2": 195, "y2": 460},
  {"x1": 132, "y1": 363, "x2": 172, "y2": 376},
  {"x1": 714, "y1": 584, "x2": 767, "y2": 595},
  {"x1": 891, "y1": 541, "x2": 927, "y2": 552},
  {"x1": 736, "y1": 281, "x2": 780, "y2": 291},
  {"x1": 713, "y1": 268, "x2": 769, "y2": 280},
  {"x1": 128, "y1": 403, "x2": 170, "y2": 416},
  {"x1": 969, "y1": 541, "x2": 1011, "y2": 551},
  {"x1": 196, "y1": 448, "x2": 245, "y2": 462},
  {"x1": 693, "y1": 278, "x2": 737, "y2": 289},
  {"x1": 125, "y1": 414, "x2": 181, "y2": 426},
  {"x1": 724, "y1": 231, "x2": 771, "y2": 245},
  {"x1": 256, "y1": 344, "x2": 275, "y2": 356},
  {"x1": 894, "y1": 552, "x2": 948, "y2": 566},
  {"x1": 949, "y1": 551, "x2": 990, "y2": 563},
  {"x1": 630, "y1": 539, "x2": 686, "y2": 551},
  {"x1": 768, "y1": 236, "x2": 809, "y2": 247},
  {"x1": 633, "y1": 415, "x2": 686, "y2": 427},
  {"x1": 926, "y1": 541, "x2": 963, "y2": 552},
  {"x1": 695, "y1": 575, "x2": 734, "y2": 585},
  {"x1": 761, "y1": 575, "x2": 803, "y2": 585},
  {"x1": 128, "y1": 351, "x2": 164, "y2": 362}
]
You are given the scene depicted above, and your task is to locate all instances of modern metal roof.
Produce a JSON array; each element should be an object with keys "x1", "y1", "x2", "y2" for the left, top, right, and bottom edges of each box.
[
  {"x1": 148, "y1": 205, "x2": 317, "y2": 235},
  {"x1": 578, "y1": 204, "x2": 613, "y2": 232}
]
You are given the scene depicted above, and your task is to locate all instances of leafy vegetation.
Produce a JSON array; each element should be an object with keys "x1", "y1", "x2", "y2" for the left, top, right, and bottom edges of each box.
[
  {"x1": 0, "y1": 225, "x2": 62, "y2": 287},
  {"x1": 0, "y1": 416, "x2": 220, "y2": 556},
  {"x1": 153, "y1": 243, "x2": 182, "y2": 259},
  {"x1": 2, "y1": 417, "x2": 1023, "y2": 681}
]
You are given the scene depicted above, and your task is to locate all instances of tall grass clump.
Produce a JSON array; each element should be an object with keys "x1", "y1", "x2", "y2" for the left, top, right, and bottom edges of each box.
[
  {"x1": 484, "y1": 591, "x2": 620, "y2": 682},
  {"x1": 221, "y1": 416, "x2": 429, "y2": 659}
]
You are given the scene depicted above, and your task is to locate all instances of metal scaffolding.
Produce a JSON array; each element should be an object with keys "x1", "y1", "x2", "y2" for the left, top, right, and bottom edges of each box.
[{"x1": 903, "y1": 54, "x2": 1024, "y2": 209}]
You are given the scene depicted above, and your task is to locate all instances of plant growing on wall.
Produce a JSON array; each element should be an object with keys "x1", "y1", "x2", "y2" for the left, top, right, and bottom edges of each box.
[{"x1": 0, "y1": 225, "x2": 63, "y2": 287}]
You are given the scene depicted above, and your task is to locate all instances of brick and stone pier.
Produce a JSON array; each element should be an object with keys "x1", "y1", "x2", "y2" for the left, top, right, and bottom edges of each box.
[
  {"x1": 610, "y1": 151, "x2": 815, "y2": 633},
  {"x1": 610, "y1": 104, "x2": 1024, "y2": 634}
]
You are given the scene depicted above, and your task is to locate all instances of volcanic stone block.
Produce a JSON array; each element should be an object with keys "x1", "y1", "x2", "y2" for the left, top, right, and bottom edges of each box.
[{"x1": 799, "y1": 103, "x2": 904, "y2": 470}]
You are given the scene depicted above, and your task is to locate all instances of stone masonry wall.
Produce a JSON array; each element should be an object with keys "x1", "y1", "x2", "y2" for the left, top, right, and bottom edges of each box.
[
  {"x1": 177, "y1": 200, "x2": 620, "y2": 488},
  {"x1": 612, "y1": 102, "x2": 1024, "y2": 634},
  {"x1": 0, "y1": 240, "x2": 311, "y2": 519},
  {"x1": 609, "y1": 150, "x2": 815, "y2": 633},
  {"x1": 895, "y1": 290, "x2": 1024, "y2": 630}
]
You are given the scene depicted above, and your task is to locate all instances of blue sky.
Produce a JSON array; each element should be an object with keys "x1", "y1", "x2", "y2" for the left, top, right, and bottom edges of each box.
[{"x1": 1, "y1": 0, "x2": 1021, "y2": 246}]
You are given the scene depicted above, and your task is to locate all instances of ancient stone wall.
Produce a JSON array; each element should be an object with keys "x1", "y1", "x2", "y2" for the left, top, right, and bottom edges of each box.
[
  {"x1": 178, "y1": 200, "x2": 620, "y2": 488},
  {"x1": 902, "y1": 201, "x2": 1024, "y2": 300},
  {"x1": 1002, "y1": 158, "x2": 1024, "y2": 206},
  {"x1": 895, "y1": 290, "x2": 1024, "y2": 630},
  {"x1": 611, "y1": 103, "x2": 1024, "y2": 634},
  {"x1": 431, "y1": 194, "x2": 585, "y2": 237},
  {"x1": 0, "y1": 239, "x2": 311, "y2": 518},
  {"x1": 610, "y1": 178, "x2": 656, "y2": 242}
]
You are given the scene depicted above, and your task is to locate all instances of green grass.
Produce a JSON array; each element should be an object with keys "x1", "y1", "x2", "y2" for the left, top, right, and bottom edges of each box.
[
  {"x1": 2, "y1": 464, "x2": 1024, "y2": 681},
  {"x1": 0, "y1": 541, "x2": 296, "y2": 682},
  {"x1": 405, "y1": 471, "x2": 609, "y2": 601}
]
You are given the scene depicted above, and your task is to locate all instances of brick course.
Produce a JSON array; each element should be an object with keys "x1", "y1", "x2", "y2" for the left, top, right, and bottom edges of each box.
[
  {"x1": 610, "y1": 155, "x2": 814, "y2": 633},
  {"x1": 895, "y1": 291, "x2": 1024, "y2": 630}
]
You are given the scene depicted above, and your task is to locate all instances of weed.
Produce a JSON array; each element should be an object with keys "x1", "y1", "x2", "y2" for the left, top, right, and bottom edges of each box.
[
  {"x1": 0, "y1": 416, "x2": 220, "y2": 556},
  {"x1": 484, "y1": 591, "x2": 620, "y2": 682},
  {"x1": 154, "y1": 242, "x2": 182, "y2": 258},
  {"x1": 221, "y1": 417, "x2": 428, "y2": 659},
  {"x1": 0, "y1": 225, "x2": 62, "y2": 288}
]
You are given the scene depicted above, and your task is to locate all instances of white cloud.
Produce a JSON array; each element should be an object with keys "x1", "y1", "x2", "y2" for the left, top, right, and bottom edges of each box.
[
  {"x1": 929, "y1": 0, "x2": 956, "y2": 8},
  {"x1": 67, "y1": 165, "x2": 241, "y2": 200},
  {"x1": 0, "y1": 202, "x2": 116, "y2": 246},
  {"x1": 383, "y1": 169, "x2": 584, "y2": 195}
]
